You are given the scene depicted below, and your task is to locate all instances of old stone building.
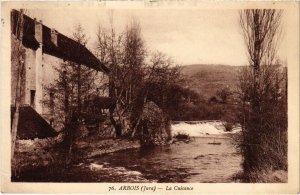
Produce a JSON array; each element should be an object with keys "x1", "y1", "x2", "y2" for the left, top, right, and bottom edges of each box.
[{"x1": 11, "y1": 10, "x2": 109, "y2": 139}]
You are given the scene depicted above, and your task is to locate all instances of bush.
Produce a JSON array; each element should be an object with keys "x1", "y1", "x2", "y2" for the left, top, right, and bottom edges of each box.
[
  {"x1": 173, "y1": 132, "x2": 190, "y2": 140},
  {"x1": 223, "y1": 122, "x2": 233, "y2": 132}
]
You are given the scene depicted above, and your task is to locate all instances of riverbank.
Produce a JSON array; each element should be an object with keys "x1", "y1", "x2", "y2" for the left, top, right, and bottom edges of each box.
[
  {"x1": 13, "y1": 121, "x2": 287, "y2": 183},
  {"x1": 13, "y1": 136, "x2": 242, "y2": 182},
  {"x1": 13, "y1": 120, "x2": 239, "y2": 177},
  {"x1": 12, "y1": 132, "x2": 140, "y2": 179}
]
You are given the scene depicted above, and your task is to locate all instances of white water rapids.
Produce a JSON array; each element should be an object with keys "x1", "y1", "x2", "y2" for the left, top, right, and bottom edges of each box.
[{"x1": 171, "y1": 121, "x2": 241, "y2": 137}]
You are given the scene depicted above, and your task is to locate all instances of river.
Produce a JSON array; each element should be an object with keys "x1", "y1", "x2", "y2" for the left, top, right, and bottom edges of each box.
[{"x1": 14, "y1": 121, "x2": 242, "y2": 183}]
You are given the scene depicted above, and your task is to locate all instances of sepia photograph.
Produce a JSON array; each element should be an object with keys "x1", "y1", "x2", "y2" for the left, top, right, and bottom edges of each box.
[{"x1": 1, "y1": 1, "x2": 299, "y2": 194}]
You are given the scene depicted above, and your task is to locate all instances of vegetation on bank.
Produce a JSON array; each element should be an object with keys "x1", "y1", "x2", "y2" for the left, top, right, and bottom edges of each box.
[{"x1": 235, "y1": 10, "x2": 287, "y2": 182}]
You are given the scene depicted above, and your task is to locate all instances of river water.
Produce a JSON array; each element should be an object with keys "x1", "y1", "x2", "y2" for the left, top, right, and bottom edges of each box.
[
  {"x1": 93, "y1": 136, "x2": 241, "y2": 183},
  {"x1": 15, "y1": 122, "x2": 242, "y2": 183}
]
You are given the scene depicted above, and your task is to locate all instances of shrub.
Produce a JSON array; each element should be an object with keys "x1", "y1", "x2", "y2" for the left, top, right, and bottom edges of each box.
[
  {"x1": 173, "y1": 132, "x2": 190, "y2": 140},
  {"x1": 138, "y1": 101, "x2": 171, "y2": 146},
  {"x1": 223, "y1": 122, "x2": 233, "y2": 132}
]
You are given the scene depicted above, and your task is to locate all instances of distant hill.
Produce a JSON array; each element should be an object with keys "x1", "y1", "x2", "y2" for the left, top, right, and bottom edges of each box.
[{"x1": 181, "y1": 64, "x2": 243, "y2": 100}]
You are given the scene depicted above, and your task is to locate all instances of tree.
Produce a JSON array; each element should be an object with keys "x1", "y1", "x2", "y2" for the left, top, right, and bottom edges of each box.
[
  {"x1": 216, "y1": 87, "x2": 232, "y2": 103},
  {"x1": 96, "y1": 19, "x2": 147, "y2": 137},
  {"x1": 43, "y1": 24, "x2": 105, "y2": 163},
  {"x1": 123, "y1": 20, "x2": 146, "y2": 106},
  {"x1": 45, "y1": 24, "x2": 103, "y2": 128},
  {"x1": 95, "y1": 18, "x2": 184, "y2": 139},
  {"x1": 130, "y1": 51, "x2": 184, "y2": 137},
  {"x1": 142, "y1": 52, "x2": 184, "y2": 112},
  {"x1": 239, "y1": 10, "x2": 282, "y2": 111},
  {"x1": 238, "y1": 9, "x2": 287, "y2": 181}
]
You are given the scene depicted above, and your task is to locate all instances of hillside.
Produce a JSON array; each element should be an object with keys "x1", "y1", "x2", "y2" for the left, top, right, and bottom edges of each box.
[{"x1": 181, "y1": 64, "x2": 242, "y2": 100}]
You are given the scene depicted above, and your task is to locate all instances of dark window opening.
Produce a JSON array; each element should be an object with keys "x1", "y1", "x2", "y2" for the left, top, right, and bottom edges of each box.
[{"x1": 30, "y1": 90, "x2": 36, "y2": 108}]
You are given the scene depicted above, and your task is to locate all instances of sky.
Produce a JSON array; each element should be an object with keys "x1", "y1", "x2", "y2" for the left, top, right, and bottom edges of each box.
[{"x1": 26, "y1": 9, "x2": 287, "y2": 66}]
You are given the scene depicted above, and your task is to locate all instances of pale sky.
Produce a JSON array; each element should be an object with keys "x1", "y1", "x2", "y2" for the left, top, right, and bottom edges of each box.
[{"x1": 26, "y1": 9, "x2": 287, "y2": 66}]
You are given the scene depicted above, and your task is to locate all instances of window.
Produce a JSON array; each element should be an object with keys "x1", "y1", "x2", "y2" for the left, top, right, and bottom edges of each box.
[{"x1": 30, "y1": 90, "x2": 36, "y2": 107}]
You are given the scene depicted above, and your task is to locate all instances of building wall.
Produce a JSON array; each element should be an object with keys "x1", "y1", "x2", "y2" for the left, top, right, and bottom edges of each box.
[
  {"x1": 11, "y1": 20, "x2": 109, "y2": 131},
  {"x1": 11, "y1": 20, "x2": 60, "y2": 119},
  {"x1": 41, "y1": 53, "x2": 62, "y2": 125},
  {"x1": 35, "y1": 21, "x2": 43, "y2": 114},
  {"x1": 42, "y1": 54, "x2": 61, "y2": 84},
  {"x1": 24, "y1": 47, "x2": 36, "y2": 107}
]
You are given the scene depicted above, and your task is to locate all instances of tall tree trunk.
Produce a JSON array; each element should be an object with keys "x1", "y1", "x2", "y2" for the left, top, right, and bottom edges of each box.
[
  {"x1": 63, "y1": 69, "x2": 69, "y2": 126},
  {"x1": 253, "y1": 11, "x2": 261, "y2": 114},
  {"x1": 77, "y1": 64, "x2": 81, "y2": 115},
  {"x1": 131, "y1": 90, "x2": 148, "y2": 137},
  {"x1": 65, "y1": 113, "x2": 76, "y2": 164}
]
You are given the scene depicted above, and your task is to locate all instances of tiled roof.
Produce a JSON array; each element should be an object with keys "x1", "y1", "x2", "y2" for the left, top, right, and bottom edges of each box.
[{"x1": 11, "y1": 9, "x2": 109, "y2": 73}]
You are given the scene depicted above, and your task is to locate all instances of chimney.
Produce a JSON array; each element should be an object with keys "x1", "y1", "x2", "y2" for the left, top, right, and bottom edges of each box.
[
  {"x1": 51, "y1": 28, "x2": 58, "y2": 46},
  {"x1": 34, "y1": 19, "x2": 43, "y2": 44}
]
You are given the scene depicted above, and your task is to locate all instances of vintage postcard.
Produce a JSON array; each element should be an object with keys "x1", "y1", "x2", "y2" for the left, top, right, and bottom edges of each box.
[{"x1": 1, "y1": 1, "x2": 299, "y2": 194}]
